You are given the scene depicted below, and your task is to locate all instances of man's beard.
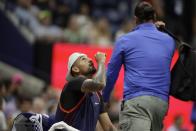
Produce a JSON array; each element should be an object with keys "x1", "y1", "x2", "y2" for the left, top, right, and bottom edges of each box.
[
  {"x1": 84, "y1": 65, "x2": 97, "y2": 77},
  {"x1": 89, "y1": 66, "x2": 97, "y2": 74}
]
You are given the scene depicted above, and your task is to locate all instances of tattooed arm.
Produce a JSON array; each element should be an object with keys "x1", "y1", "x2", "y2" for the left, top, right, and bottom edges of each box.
[{"x1": 81, "y1": 52, "x2": 106, "y2": 93}]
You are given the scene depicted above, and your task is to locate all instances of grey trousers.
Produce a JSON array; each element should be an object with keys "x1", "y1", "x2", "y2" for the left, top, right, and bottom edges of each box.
[{"x1": 119, "y1": 96, "x2": 168, "y2": 131}]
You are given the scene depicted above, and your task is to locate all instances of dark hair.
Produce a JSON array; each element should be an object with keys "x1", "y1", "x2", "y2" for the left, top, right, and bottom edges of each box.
[
  {"x1": 134, "y1": 1, "x2": 156, "y2": 23},
  {"x1": 0, "y1": 80, "x2": 3, "y2": 88},
  {"x1": 17, "y1": 96, "x2": 33, "y2": 106},
  {"x1": 2, "y1": 78, "x2": 12, "y2": 89}
]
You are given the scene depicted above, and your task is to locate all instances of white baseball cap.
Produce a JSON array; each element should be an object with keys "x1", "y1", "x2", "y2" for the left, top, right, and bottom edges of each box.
[{"x1": 66, "y1": 52, "x2": 87, "y2": 81}]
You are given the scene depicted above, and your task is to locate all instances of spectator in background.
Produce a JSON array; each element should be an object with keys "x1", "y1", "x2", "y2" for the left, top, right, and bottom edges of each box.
[
  {"x1": 41, "y1": 85, "x2": 59, "y2": 116},
  {"x1": 33, "y1": 0, "x2": 71, "y2": 28},
  {"x1": 89, "y1": 17, "x2": 112, "y2": 47},
  {"x1": 7, "y1": 96, "x2": 33, "y2": 130},
  {"x1": 33, "y1": 97, "x2": 47, "y2": 114},
  {"x1": 0, "y1": 80, "x2": 6, "y2": 114},
  {"x1": 76, "y1": 3, "x2": 94, "y2": 43},
  {"x1": 11, "y1": 97, "x2": 33, "y2": 121},
  {"x1": 5, "y1": 74, "x2": 23, "y2": 101},
  {"x1": 0, "y1": 80, "x2": 7, "y2": 99},
  {"x1": 52, "y1": 0, "x2": 71, "y2": 28},
  {"x1": 90, "y1": 0, "x2": 129, "y2": 33},
  {"x1": 63, "y1": 15, "x2": 85, "y2": 43},
  {"x1": 0, "y1": 97, "x2": 8, "y2": 131},
  {"x1": 11, "y1": 74, "x2": 23, "y2": 95},
  {"x1": 115, "y1": 19, "x2": 134, "y2": 39},
  {"x1": 15, "y1": 0, "x2": 40, "y2": 29},
  {"x1": 3, "y1": 79, "x2": 13, "y2": 111},
  {"x1": 32, "y1": 10, "x2": 64, "y2": 42},
  {"x1": 34, "y1": 0, "x2": 52, "y2": 10},
  {"x1": 4, "y1": 74, "x2": 23, "y2": 119}
]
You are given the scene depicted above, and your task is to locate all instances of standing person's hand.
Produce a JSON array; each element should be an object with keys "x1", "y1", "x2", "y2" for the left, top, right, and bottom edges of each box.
[
  {"x1": 95, "y1": 52, "x2": 106, "y2": 63},
  {"x1": 155, "y1": 21, "x2": 165, "y2": 28}
]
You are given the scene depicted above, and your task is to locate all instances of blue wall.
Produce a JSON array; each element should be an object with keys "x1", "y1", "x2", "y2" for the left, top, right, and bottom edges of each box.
[{"x1": 0, "y1": 10, "x2": 33, "y2": 73}]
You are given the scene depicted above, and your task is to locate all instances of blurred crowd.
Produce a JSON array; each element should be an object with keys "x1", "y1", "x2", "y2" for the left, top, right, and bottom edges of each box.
[
  {"x1": 4, "y1": 0, "x2": 196, "y2": 46},
  {"x1": 0, "y1": 74, "x2": 59, "y2": 130},
  {"x1": 5, "y1": 0, "x2": 133, "y2": 47}
]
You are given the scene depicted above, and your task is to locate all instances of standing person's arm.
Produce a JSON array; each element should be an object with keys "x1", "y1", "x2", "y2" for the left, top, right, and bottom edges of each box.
[{"x1": 103, "y1": 38, "x2": 124, "y2": 103}]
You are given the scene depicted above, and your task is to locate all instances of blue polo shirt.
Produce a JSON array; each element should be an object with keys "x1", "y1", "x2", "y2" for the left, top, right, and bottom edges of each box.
[{"x1": 103, "y1": 23, "x2": 175, "y2": 102}]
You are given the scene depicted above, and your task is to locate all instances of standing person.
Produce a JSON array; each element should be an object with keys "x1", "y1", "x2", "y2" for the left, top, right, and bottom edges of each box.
[
  {"x1": 103, "y1": 1, "x2": 175, "y2": 131},
  {"x1": 55, "y1": 52, "x2": 116, "y2": 131}
]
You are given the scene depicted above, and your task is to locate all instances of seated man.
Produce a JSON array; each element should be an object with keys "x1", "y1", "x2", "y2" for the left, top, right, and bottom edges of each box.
[{"x1": 55, "y1": 52, "x2": 116, "y2": 131}]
